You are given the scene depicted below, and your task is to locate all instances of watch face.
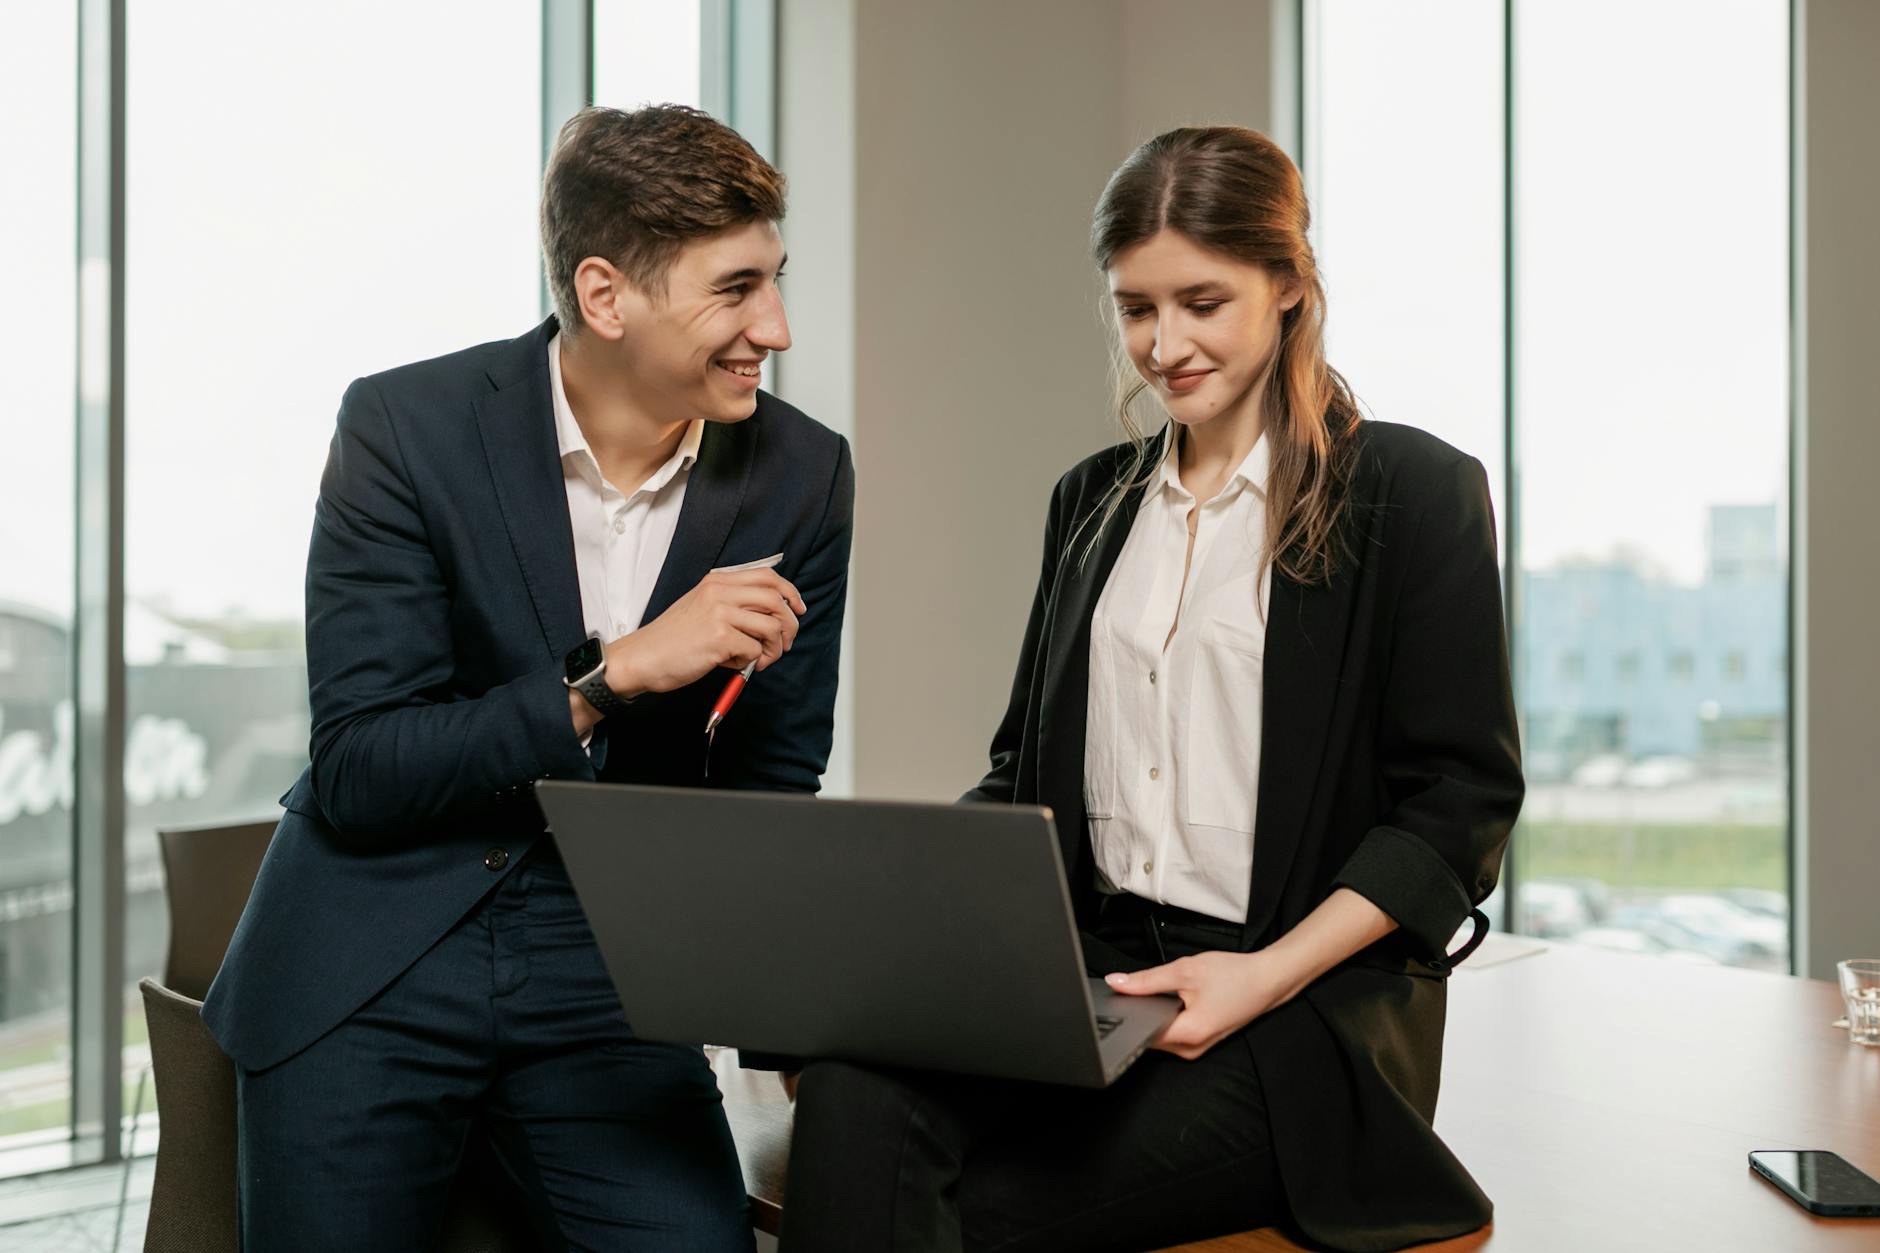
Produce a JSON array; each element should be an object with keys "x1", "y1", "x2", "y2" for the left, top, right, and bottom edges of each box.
[{"x1": 564, "y1": 635, "x2": 604, "y2": 685}]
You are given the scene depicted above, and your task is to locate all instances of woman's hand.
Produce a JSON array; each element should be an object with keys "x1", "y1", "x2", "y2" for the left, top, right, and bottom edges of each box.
[
  {"x1": 1105, "y1": 889, "x2": 1403, "y2": 1060},
  {"x1": 1105, "y1": 949, "x2": 1309, "y2": 1060}
]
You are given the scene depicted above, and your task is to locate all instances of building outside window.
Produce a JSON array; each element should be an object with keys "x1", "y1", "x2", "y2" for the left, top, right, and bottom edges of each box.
[{"x1": 1307, "y1": 0, "x2": 1790, "y2": 970}]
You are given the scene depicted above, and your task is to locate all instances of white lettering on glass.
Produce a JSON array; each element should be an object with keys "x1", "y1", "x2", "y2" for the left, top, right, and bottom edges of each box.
[{"x1": 0, "y1": 701, "x2": 210, "y2": 824}]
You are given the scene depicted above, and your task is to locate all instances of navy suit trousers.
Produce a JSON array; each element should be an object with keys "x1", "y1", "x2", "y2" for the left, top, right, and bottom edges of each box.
[{"x1": 235, "y1": 848, "x2": 755, "y2": 1253}]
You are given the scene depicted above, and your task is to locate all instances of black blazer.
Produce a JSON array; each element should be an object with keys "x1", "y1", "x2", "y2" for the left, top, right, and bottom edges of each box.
[
  {"x1": 204, "y1": 317, "x2": 853, "y2": 1072},
  {"x1": 963, "y1": 420, "x2": 1523, "y2": 1252}
]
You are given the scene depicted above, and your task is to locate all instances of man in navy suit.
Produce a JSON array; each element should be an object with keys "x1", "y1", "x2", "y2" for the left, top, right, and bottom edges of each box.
[{"x1": 203, "y1": 105, "x2": 852, "y2": 1251}]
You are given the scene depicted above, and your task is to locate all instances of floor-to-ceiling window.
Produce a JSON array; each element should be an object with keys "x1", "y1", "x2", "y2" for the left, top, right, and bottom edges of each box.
[
  {"x1": 1307, "y1": 0, "x2": 1791, "y2": 969},
  {"x1": 2, "y1": 0, "x2": 766, "y2": 1185},
  {"x1": 117, "y1": 0, "x2": 545, "y2": 1139}
]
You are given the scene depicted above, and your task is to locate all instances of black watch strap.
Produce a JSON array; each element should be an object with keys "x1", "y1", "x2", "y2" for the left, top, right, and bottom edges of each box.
[
  {"x1": 572, "y1": 668, "x2": 632, "y2": 717},
  {"x1": 564, "y1": 636, "x2": 633, "y2": 717}
]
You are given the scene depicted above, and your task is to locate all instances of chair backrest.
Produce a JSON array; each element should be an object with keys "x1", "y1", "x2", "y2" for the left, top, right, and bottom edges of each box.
[
  {"x1": 156, "y1": 819, "x2": 275, "y2": 1001},
  {"x1": 139, "y1": 978, "x2": 238, "y2": 1253},
  {"x1": 140, "y1": 973, "x2": 530, "y2": 1253},
  {"x1": 145, "y1": 823, "x2": 537, "y2": 1253}
]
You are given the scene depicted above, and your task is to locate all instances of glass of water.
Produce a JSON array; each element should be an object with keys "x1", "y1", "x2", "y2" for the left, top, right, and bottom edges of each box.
[{"x1": 1839, "y1": 959, "x2": 1880, "y2": 1047}]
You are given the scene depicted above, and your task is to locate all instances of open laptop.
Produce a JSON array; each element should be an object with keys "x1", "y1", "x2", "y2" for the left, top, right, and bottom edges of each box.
[{"x1": 533, "y1": 781, "x2": 1179, "y2": 1087}]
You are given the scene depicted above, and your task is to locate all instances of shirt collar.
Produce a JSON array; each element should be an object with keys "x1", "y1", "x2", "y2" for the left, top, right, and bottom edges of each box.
[
  {"x1": 1155, "y1": 425, "x2": 1272, "y2": 502},
  {"x1": 548, "y1": 332, "x2": 704, "y2": 492},
  {"x1": 548, "y1": 331, "x2": 587, "y2": 460}
]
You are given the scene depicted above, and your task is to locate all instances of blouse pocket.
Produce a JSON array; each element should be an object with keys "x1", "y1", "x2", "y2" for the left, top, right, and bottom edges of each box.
[{"x1": 1184, "y1": 615, "x2": 1266, "y2": 833}]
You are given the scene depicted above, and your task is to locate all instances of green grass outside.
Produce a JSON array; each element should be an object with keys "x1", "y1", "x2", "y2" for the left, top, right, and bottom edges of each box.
[
  {"x1": 0, "y1": 1097, "x2": 68, "y2": 1138},
  {"x1": 0, "y1": 1036, "x2": 62, "y2": 1073},
  {"x1": 1516, "y1": 820, "x2": 1786, "y2": 893},
  {"x1": 0, "y1": 997, "x2": 160, "y2": 1140}
]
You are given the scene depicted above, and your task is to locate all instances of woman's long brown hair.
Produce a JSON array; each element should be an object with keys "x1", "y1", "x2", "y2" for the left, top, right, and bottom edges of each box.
[{"x1": 1080, "y1": 126, "x2": 1361, "y2": 587}]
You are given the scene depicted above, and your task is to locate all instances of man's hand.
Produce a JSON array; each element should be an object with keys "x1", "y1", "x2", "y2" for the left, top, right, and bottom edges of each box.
[
  {"x1": 607, "y1": 568, "x2": 806, "y2": 699},
  {"x1": 1105, "y1": 949, "x2": 1309, "y2": 1061}
]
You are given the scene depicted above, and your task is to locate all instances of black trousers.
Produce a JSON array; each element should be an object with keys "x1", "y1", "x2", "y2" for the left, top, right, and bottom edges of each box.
[
  {"x1": 235, "y1": 848, "x2": 754, "y2": 1253},
  {"x1": 778, "y1": 896, "x2": 1287, "y2": 1253}
]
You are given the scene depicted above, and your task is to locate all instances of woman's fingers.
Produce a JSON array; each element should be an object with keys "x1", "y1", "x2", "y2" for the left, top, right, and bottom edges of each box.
[
  {"x1": 1104, "y1": 959, "x2": 1188, "y2": 997},
  {"x1": 1151, "y1": 1009, "x2": 1223, "y2": 1060}
]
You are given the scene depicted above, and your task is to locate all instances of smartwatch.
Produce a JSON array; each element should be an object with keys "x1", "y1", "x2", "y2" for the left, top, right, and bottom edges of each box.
[{"x1": 563, "y1": 634, "x2": 633, "y2": 717}]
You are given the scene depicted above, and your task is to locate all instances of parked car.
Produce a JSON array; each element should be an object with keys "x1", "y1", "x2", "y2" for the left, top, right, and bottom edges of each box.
[
  {"x1": 1613, "y1": 894, "x2": 1786, "y2": 968},
  {"x1": 1516, "y1": 880, "x2": 1593, "y2": 939},
  {"x1": 1718, "y1": 888, "x2": 1788, "y2": 921},
  {"x1": 1569, "y1": 927, "x2": 1718, "y2": 964}
]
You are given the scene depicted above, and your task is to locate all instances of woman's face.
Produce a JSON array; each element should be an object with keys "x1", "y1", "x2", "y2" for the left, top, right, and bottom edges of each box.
[{"x1": 1107, "y1": 229, "x2": 1300, "y2": 430}]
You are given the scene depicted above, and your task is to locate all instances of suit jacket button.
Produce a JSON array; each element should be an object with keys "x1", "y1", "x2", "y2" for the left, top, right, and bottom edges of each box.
[{"x1": 484, "y1": 848, "x2": 509, "y2": 871}]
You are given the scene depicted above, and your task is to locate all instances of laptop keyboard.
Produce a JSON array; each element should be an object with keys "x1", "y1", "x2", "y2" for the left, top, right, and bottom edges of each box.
[{"x1": 1095, "y1": 1014, "x2": 1124, "y2": 1038}]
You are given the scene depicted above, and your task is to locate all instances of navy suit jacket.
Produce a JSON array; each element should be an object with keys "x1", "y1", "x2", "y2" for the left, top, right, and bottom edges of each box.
[{"x1": 204, "y1": 316, "x2": 853, "y2": 1072}]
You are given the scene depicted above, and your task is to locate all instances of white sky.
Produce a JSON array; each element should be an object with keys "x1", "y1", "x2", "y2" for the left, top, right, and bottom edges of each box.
[
  {"x1": 594, "y1": 0, "x2": 702, "y2": 113},
  {"x1": 0, "y1": 3, "x2": 78, "y2": 623},
  {"x1": 1310, "y1": 0, "x2": 1790, "y2": 586},
  {"x1": 3, "y1": 1, "x2": 1789, "y2": 625}
]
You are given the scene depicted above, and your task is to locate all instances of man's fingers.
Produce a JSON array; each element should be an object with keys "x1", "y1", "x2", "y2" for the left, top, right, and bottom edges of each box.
[
  {"x1": 760, "y1": 598, "x2": 799, "y2": 651},
  {"x1": 721, "y1": 583, "x2": 804, "y2": 628},
  {"x1": 719, "y1": 588, "x2": 801, "y2": 655},
  {"x1": 725, "y1": 610, "x2": 786, "y2": 670},
  {"x1": 726, "y1": 569, "x2": 806, "y2": 616}
]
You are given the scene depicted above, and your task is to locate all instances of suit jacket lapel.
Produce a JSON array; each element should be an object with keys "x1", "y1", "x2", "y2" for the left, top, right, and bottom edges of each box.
[
  {"x1": 639, "y1": 415, "x2": 757, "y2": 626},
  {"x1": 1243, "y1": 554, "x2": 1357, "y2": 944},
  {"x1": 473, "y1": 319, "x2": 586, "y2": 660}
]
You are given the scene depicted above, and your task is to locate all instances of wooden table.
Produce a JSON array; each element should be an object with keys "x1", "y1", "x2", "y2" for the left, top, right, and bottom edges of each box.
[
  {"x1": 1427, "y1": 938, "x2": 1879, "y2": 1252},
  {"x1": 716, "y1": 937, "x2": 1880, "y2": 1251}
]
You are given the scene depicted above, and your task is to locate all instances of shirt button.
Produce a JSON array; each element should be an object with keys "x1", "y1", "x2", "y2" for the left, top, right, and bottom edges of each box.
[
  {"x1": 1143, "y1": 860, "x2": 1154, "y2": 874},
  {"x1": 1148, "y1": 767, "x2": 1160, "y2": 781},
  {"x1": 1148, "y1": 670, "x2": 1157, "y2": 685},
  {"x1": 612, "y1": 518, "x2": 626, "y2": 535},
  {"x1": 484, "y1": 848, "x2": 509, "y2": 872}
]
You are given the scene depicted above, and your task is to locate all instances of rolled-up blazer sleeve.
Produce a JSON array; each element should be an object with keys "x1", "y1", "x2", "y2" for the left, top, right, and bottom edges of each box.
[{"x1": 1330, "y1": 452, "x2": 1524, "y2": 957}]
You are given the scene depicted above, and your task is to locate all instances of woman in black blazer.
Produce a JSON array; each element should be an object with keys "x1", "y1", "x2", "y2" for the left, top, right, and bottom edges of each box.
[{"x1": 780, "y1": 127, "x2": 1524, "y2": 1253}]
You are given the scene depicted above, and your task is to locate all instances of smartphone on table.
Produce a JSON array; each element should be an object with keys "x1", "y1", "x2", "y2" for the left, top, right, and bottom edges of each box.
[{"x1": 1749, "y1": 1150, "x2": 1880, "y2": 1217}]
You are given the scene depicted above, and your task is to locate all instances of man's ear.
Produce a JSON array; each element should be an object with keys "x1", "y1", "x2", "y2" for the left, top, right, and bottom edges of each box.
[{"x1": 572, "y1": 256, "x2": 633, "y2": 340}]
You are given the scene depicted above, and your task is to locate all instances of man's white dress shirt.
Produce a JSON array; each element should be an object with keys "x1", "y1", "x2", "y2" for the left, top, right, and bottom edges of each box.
[
  {"x1": 1084, "y1": 429, "x2": 1273, "y2": 924},
  {"x1": 548, "y1": 332, "x2": 703, "y2": 646}
]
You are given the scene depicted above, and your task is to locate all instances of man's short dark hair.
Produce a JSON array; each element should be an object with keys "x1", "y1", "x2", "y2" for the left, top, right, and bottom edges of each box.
[{"x1": 540, "y1": 105, "x2": 788, "y2": 332}]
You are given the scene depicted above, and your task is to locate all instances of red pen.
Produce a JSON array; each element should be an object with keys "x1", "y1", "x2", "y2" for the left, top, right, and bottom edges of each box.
[
  {"x1": 705, "y1": 660, "x2": 756, "y2": 738},
  {"x1": 700, "y1": 552, "x2": 786, "y2": 742}
]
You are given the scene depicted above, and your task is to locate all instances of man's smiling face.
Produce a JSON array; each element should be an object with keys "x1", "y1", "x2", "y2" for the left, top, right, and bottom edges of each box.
[{"x1": 612, "y1": 218, "x2": 791, "y2": 424}]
